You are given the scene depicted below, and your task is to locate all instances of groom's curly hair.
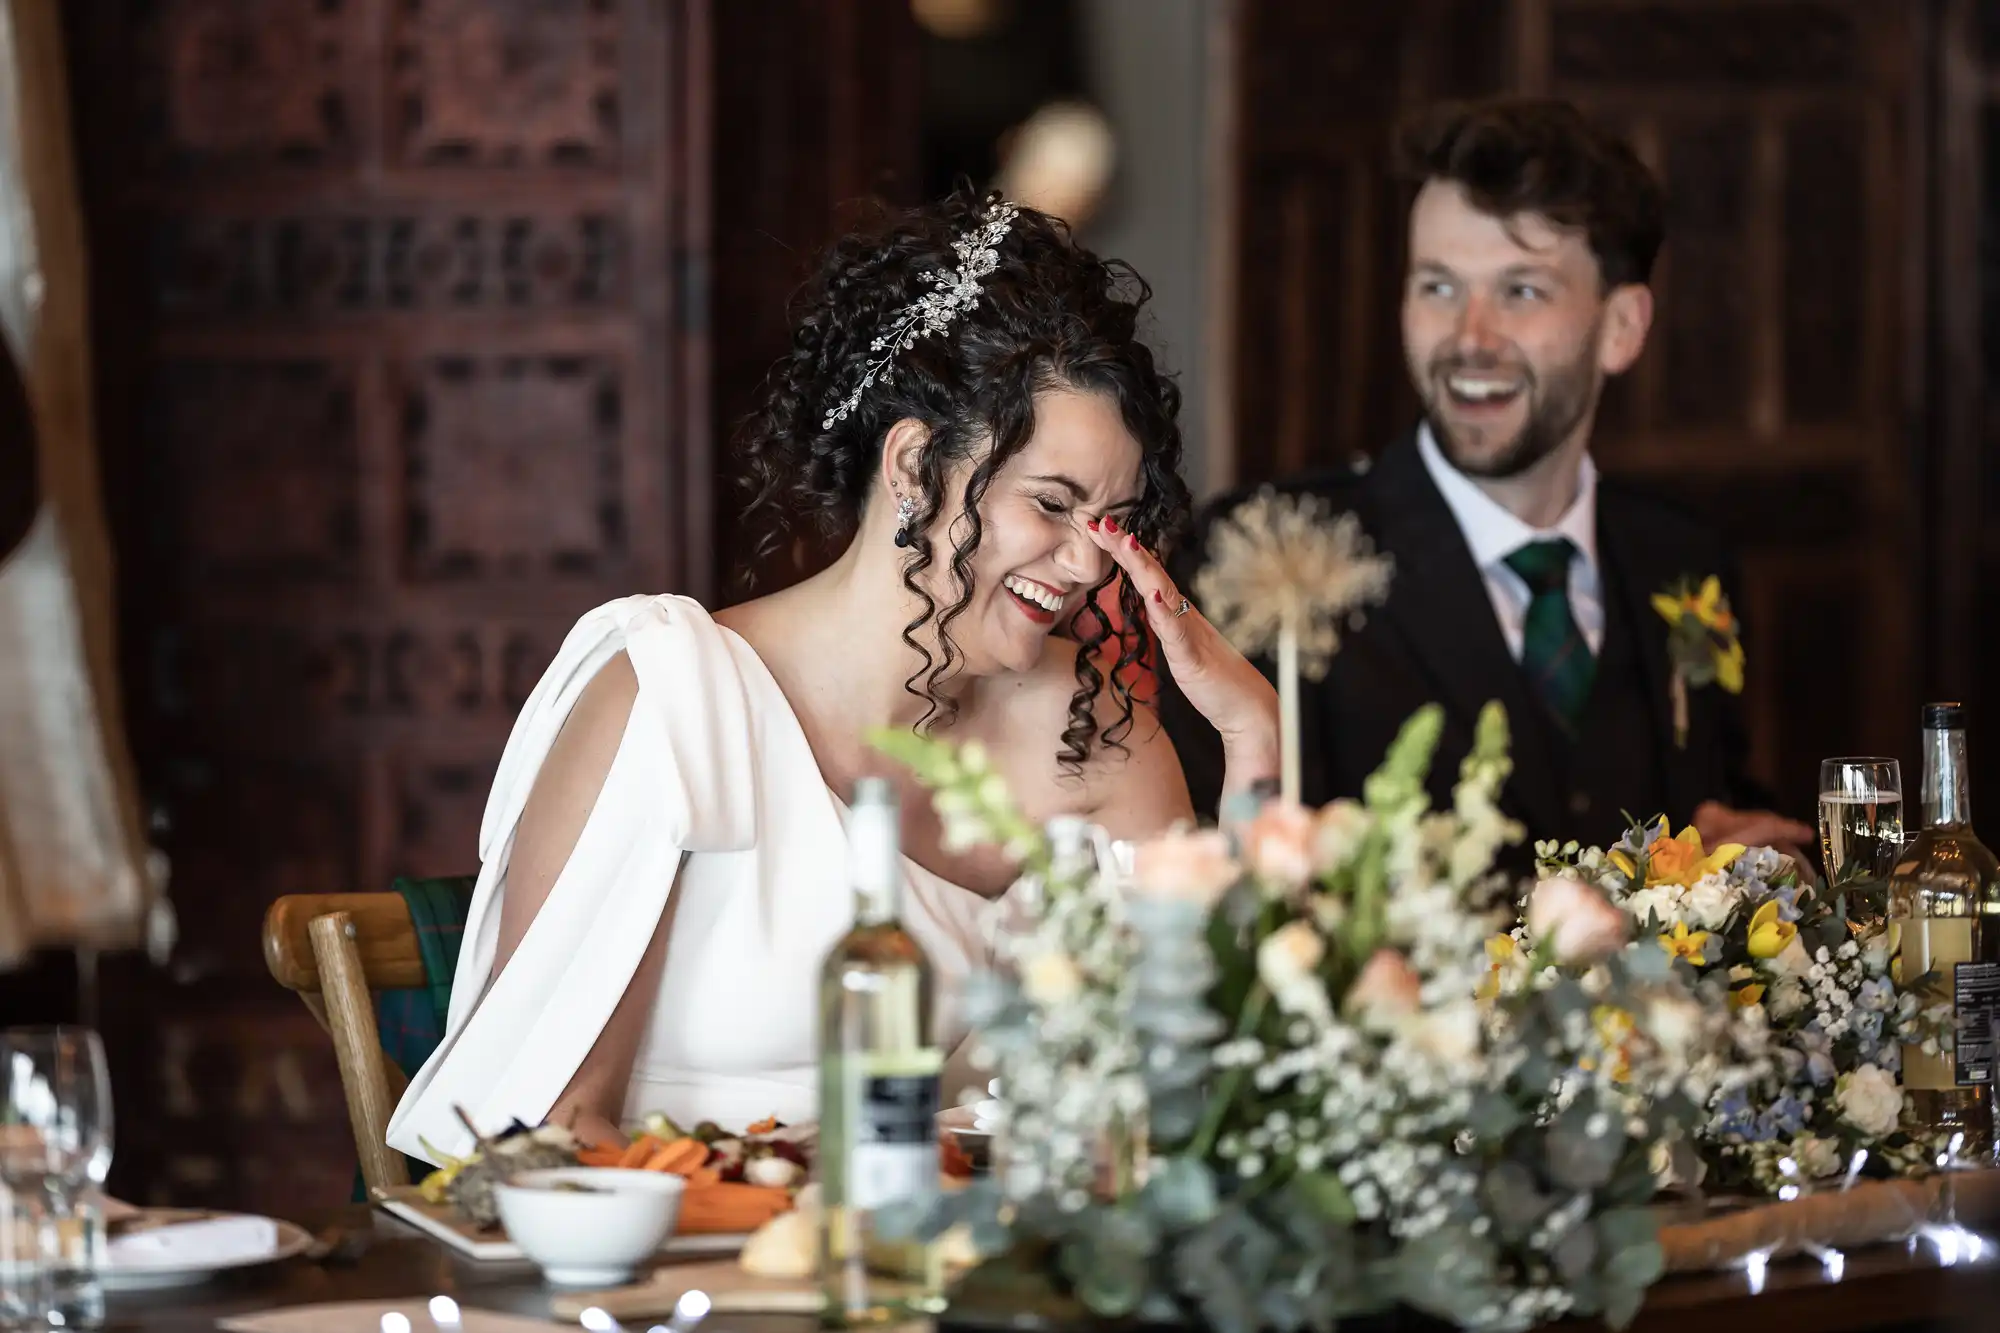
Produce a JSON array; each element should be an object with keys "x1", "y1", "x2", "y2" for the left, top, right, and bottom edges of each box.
[
  {"x1": 1398, "y1": 98, "x2": 1667, "y2": 290},
  {"x1": 736, "y1": 186, "x2": 1190, "y2": 776}
]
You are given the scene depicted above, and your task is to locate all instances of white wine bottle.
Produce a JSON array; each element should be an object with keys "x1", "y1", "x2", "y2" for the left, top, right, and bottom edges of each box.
[
  {"x1": 817, "y1": 779, "x2": 945, "y2": 1325},
  {"x1": 1890, "y1": 704, "x2": 2000, "y2": 1161}
]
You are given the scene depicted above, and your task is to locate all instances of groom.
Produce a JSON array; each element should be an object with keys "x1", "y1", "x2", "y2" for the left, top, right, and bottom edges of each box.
[{"x1": 1160, "y1": 98, "x2": 1812, "y2": 864}]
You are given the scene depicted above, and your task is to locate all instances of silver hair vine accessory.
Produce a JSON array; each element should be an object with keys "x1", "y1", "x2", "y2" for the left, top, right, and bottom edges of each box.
[{"x1": 821, "y1": 198, "x2": 1022, "y2": 432}]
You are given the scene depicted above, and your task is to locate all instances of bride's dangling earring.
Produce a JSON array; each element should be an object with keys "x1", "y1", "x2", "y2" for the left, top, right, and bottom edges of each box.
[{"x1": 893, "y1": 492, "x2": 917, "y2": 548}]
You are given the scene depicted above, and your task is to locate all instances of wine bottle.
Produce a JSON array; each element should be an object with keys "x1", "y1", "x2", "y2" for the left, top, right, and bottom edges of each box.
[
  {"x1": 817, "y1": 779, "x2": 945, "y2": 1325},
  {"x1": 1890, "y1": 704, "x2": 2000, "y2": 1161}
]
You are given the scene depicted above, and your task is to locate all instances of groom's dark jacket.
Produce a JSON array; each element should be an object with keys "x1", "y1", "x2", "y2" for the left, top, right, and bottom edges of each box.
[{"x1": 1156, "y1": 433, "x2": 1773, "y2": 863}]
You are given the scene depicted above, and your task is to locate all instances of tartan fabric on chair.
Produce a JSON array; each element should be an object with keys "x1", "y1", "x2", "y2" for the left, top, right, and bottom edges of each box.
[
  {"x1": 374, "y1": 873, "x2": 476, "y2": 1079},
  {"x1": 353, "y1": 873, "x2": 474, "y2": 1197}
]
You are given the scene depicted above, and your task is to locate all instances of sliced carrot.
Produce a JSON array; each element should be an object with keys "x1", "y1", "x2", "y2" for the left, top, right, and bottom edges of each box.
[
  {"x1": 678, "y1": 1181, "x2": 793, "y2": 1233},
  {"x1": 683, "y1": 1165, "x2": 722, "y2": 1190},
  {"x1": 643, "y1": 1138, "x2": 708, "y2": 1174},
  {"x1": 576, "y1": 1145, "x2": 626, "y2": 1169},
  {"x1": 746, "y1": 1116, "x2": 780, "y2": 1135},
  {"x1": 617, "y1": 1134, "x2": 663, "y2": 1169}
]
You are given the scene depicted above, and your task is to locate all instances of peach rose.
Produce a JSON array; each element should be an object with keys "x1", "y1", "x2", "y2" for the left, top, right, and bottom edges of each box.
[
  {"x1": 1645, "y1": 834, "x2": 1700, "y2": 887},
  {"x1": 1407, "y1": 1002, "x2": 1481, "y2": 1063},
  {"x1": 1242, "y1": 803, "x2": 1315, "y2": 890},
  {"x1": 1312, "y1": 800, "x2": 1372, "y2": 874},
  {"x1": 1129, "y1": 828, "x2": 1241, "y2": 908},
  {"x1": 1021, "y1": 950, "x2": 1083, "y2": 1007},
  {"x1": 1526, "y1": 876, "x2": 1630, "y2": 964},
  {"x1": 1345, "y1": 948, "x2": 1423, "y2": 1027},
  {"x1": 1257, "y1": 919, "x2": 1330, "y2": 1021}
]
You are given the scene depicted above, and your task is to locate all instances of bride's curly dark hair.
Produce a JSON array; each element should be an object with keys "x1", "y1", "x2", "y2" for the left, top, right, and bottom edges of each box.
[{"x1": 737, "y1": 188, "x2": 1190, "y2": 774}]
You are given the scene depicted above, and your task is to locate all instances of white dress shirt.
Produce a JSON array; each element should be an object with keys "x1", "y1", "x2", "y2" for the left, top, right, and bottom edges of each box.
[{"x1": 1415, "y1": 424, "x2": 1604, "y2": 661}]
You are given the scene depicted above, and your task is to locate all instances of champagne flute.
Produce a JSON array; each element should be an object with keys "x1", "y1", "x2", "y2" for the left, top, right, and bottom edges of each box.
[
  {"x1": 0, "y1": 1026, "x2": 113, "y2": 1329},
  {"x1": 1819, "y1": 758, "x2": 1903, "y2": 925}
]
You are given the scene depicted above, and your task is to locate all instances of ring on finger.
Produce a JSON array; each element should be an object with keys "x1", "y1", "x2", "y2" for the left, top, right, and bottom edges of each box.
[{"x1": 1172, "y1": 595, "x2": 1191, "y2": 618}]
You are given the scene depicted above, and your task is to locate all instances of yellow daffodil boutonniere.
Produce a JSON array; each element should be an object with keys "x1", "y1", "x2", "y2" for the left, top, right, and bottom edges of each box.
[{"x1": 1652, "y1": 575, "x2": 1744, "y2": 749}]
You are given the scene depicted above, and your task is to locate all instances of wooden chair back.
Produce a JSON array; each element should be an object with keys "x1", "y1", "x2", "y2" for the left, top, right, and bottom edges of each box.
[{"x1": 262, "y1": 893, "x2": 426, "y2": 1194}]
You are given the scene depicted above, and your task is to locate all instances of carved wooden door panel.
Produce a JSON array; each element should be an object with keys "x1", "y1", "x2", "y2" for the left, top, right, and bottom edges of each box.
[
  {"x1": 65, "y1": 0, "x2": 708, "y2": 1210},
  {"x1": 1230, "y1": 0, "x2": 1917, "y2": 816}
]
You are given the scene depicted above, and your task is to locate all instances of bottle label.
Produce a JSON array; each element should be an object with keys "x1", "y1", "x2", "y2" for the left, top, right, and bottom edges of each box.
[
  {"x1": 1899, "y1": 917, "x2": 1975, "y2": 1090},
  {"x1": 1955, "y1": 962, "x2": 2000, "y2": 1086},
  {"x1": 835, "y1": 1051, "x2": 942, "y2": 1212}
]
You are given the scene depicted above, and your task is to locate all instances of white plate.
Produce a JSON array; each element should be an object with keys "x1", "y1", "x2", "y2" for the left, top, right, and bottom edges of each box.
[
  {"x1": 101, "y1": 1211, "x2": 313, "y2": 1291},
  {"x1": 377, "y1": 1195, "x2": 747, "y2": 1264}
]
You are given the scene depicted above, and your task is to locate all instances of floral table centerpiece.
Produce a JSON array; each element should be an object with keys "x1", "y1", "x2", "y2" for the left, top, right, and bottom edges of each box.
[
  {"x1": 877, "y1": 705, "x2": 1736, "y2": 1333},
  {"x1": 1505, "y1": 822, "x2": 1955, "y2": 1196}
]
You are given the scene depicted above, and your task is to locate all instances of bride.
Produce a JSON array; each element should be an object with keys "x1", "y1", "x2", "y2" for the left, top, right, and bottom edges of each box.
[{"x1": 386, "y1": 192, "x2": 1280, "y2": 1160}]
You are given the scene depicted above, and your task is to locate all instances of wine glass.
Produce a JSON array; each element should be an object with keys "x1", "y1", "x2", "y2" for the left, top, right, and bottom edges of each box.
[
  {"x1": 1818, "y1": 758, "x2": 1904, "y2": 925},
  {"x1": 0, "y1": 1027, "x2": 113, "y2": 1328}
]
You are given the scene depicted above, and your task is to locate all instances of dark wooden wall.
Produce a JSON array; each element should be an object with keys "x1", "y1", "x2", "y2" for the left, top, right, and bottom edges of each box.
[
  {"x1": 710, "y1": 0, "x2": 923, "y2": 591},
  {"x1": 1933, "y1": 0, "x2": 2000, "y2": 818},
  {"x1": 1230, "y1": 0, "x2": 1925, "y2": 821}
]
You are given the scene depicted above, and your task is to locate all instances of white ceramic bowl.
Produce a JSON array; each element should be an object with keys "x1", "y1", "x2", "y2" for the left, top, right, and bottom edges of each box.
[{"x1": 493, "y1": 1167, "x2": 686, "y2": 1287}]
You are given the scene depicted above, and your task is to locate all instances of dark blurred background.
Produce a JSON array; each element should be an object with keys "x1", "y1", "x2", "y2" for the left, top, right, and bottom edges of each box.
[{"x1": 3, "y1": 0, "x2": 1996, "y2": 1213}]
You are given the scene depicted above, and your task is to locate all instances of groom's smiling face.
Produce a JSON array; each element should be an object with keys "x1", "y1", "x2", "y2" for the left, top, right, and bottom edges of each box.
[{"x1": 1401, "y1": 179, "x2": 1649, "y2": 480}]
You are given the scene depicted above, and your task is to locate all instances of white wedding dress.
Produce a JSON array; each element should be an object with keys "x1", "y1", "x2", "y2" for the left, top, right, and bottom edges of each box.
[{"x1": 384, "y1": 595, "x2": 1002, "y2": 1165}]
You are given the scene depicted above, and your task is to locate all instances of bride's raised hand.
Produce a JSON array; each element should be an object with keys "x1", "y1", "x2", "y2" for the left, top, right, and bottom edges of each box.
[{"x1": 1085, "y1": 517, "x2": 1279, "y2": 781}]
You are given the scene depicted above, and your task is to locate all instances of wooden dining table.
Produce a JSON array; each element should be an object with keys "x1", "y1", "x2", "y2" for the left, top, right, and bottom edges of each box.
[{"x1": 98, "y1": 1204, "x2": 2000, "y2": 1333}]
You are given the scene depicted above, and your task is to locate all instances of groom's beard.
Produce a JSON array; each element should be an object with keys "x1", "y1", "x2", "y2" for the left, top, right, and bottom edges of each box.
[{"x1": 1423, "y1": 345, "x2": 1598, "y2": 481}]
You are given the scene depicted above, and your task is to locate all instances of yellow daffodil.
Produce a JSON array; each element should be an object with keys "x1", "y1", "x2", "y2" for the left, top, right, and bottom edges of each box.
[
  {"x1": 1591, "y1": 1005, "x2": 1635, "y2": 1083},
  {"x1": 1477, "y1": 934, "x2": 1517, "y2": 1002},
  {"x1": 1746, "y1": 899, "x2": 1797, "y2": 960},
  {"x1": 1658, "y1": 920, "x2": 1710, "y2": 967},
  {"x1": 1652, "y1": 576, "x2": 1736, "y2": 635},
  {"x1": 1653, "y1": 577, "x2": 1746, "y2": 714},
  {"x1": 1715, "y1": 638, "x2": 1745, "y2": 694},
  {"x1": 1631, "y1": 826, "x2": 1745, "y2": 888},
  {"x1": 1592, "y1": 1004, "x2": 1634, "y2": 1046},
  {"x1": 1729, "y1": 982, "x2": 1767, "y2": 1010}
]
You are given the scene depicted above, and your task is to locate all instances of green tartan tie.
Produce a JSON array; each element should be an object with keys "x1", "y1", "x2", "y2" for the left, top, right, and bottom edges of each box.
[{"x1": 1504, "y1": 538, "x2": 1594, "y2": 732}]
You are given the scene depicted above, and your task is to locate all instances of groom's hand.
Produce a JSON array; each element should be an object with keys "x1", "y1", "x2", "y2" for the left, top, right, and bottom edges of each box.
[{"x1": 1693, "y1": 800, "x2": 1816, "y2": 869}]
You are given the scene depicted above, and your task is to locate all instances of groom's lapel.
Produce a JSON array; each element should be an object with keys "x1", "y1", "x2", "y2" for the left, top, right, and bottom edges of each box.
[
  {"x1": 1364, "y1": 437, "x2": 1566, "y2": 836},
  {"x1": 1594, "y1": 487, "x2": 1701, "y2": 818}
]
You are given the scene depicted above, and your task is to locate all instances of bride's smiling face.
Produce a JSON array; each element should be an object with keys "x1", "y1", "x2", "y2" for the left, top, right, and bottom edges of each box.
[{"x1": 909, "y1": 387, "x2": 1144, "y2": 679}]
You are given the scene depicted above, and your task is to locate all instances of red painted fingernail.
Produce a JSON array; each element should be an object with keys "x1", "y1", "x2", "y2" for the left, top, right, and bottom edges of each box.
[
  {"x1": 1104, "y1": 517, "x2": 1119, "y2": 533},
  {"x1": 1128, "y1": 535, "x2": 1140, "y2": 550},
  {"x1": 1087, "y1": 518, "x2": 1099, "y2": 531},
  {"x1": 1153, "y1": 590, "x2": 1163, "y2": 603}
]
